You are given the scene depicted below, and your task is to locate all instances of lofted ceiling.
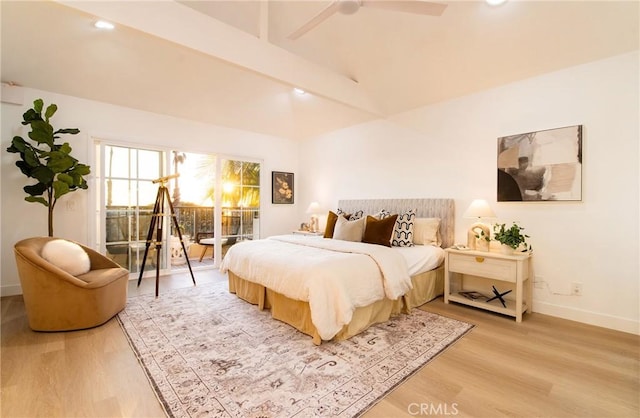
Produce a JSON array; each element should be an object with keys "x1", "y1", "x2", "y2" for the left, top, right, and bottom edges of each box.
[{"x1": 1, "y1": 0, "x2": 638, "y2": 140}]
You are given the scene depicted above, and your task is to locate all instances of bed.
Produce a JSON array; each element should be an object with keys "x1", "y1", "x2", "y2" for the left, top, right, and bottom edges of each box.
[{"x1": 220, "y1": 198, "x2": 455, "y2": 344}]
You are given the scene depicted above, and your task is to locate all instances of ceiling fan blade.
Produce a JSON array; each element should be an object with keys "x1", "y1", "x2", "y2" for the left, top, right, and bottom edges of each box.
[
  {"x1": 361, "y1": 0, "x2": 447, "y2": 16},
  {"x1": 287, "y1": 1, "x2": 342, "y2": 40}
]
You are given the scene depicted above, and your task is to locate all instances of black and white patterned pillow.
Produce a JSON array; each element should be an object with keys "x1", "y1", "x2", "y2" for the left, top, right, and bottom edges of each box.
[
  {"x1": 392, "y1": 209, "x2": 416, "y2": 247},
  {"x1": 337, "y1": 208, "x2": 364, "y2": 221},
  {"x1": 373, "y1": 209, "x2": 391, "y2": 220}
]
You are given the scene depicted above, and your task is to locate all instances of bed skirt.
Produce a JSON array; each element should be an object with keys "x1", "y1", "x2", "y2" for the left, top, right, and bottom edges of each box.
[{"x1": 227, "y1": 265, "x2": 444, "y2": 345}]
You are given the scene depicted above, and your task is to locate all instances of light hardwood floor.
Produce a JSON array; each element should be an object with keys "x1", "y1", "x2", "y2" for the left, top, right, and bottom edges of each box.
[{"x1": 2, "y1": 269, "x2": 638, "y2": 418}]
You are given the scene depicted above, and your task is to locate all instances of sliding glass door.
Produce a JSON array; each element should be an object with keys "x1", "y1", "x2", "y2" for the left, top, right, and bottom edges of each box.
[
  {"x1": 168, "y1": 155, "x2": 261, "y2": 266},
  {"x1": 95, "y1": 141, "x2": 260, "y2": 275},
  {"x1": 99, "y1": 144, "x2": 167, "y2": 275},
  {"x1": 219, "y1": 158, "x2": 261, "y2": 247}
]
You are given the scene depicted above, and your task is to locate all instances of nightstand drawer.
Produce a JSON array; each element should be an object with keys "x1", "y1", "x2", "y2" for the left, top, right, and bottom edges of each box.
[{"x1": 448, "y1": 253, "x2": 517, "y2": 282}]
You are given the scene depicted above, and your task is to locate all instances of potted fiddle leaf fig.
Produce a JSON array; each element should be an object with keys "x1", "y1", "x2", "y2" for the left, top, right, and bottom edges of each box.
[
  {"x1": 6, "y1": 99, "x2": 91, "y2": 237},
  {"x1": 493, "y1": 222, "x2": 531, "y2": 253}
]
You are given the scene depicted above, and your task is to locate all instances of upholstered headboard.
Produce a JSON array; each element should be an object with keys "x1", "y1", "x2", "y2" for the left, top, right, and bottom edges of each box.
[{"x1": 337, "y1": 198, "x2": 455, "y2": 249}]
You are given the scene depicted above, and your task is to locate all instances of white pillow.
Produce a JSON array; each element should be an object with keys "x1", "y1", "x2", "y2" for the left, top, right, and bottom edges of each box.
[
  {"x1": 413, "y1": 218, "x2": 442, "y2": 246},
  {"x1": 42, "y1": 239, "x2": 91, "y2": 276},
  {"x1": 333, "y1": 215, "x2": 365, "y2": 242}
]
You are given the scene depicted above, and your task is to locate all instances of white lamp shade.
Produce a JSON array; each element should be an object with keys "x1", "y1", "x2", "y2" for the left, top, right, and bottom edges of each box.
[
  {"x1": 306, "y1": 201, "x2": 321, "y2": 214},
  {"x1": 463, "y1": 199, "x2": 496, "y2": 219}
]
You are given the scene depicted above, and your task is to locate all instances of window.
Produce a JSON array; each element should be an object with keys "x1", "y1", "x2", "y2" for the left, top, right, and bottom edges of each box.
[{"x1": 95, "y1": 142, "x2": 261, "y2": 275}]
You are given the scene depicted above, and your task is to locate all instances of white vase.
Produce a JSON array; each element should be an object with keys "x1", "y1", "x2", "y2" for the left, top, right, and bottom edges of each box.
[{"x1": 500, "y1": 244, "x2": 515, "y2": 255}]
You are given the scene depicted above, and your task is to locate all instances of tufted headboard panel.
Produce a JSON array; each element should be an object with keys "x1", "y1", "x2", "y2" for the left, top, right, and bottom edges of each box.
[{"x1": 336, "y1": 198, "x2": 455, "y2": 249}]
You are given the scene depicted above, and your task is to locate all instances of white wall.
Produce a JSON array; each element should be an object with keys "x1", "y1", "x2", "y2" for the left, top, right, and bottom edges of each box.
[
  {"x1": 299, "y1": 52, "x2": 639, "y2": 334},
  {"x1": 1, "y1": 89, "x2": 300, "y2": 296},
  {"x1": 4, "y1": 54, "x2": 638, "y2": 334}
]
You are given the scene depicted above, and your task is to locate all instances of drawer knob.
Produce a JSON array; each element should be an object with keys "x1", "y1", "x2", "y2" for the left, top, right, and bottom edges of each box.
[{"x1": 475, "y1": 257, "x2": 485, "y2": 263}]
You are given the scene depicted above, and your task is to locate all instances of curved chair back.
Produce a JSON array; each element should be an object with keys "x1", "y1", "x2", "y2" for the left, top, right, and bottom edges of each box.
[{"x1": 14, "y1": 237, "x2": 129, "y2": 331}]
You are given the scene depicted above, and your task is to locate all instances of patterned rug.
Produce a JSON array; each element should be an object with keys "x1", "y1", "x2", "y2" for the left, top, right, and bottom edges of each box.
[{"x1": 117, "y1": 281, "x2": 473, "y2": 418}]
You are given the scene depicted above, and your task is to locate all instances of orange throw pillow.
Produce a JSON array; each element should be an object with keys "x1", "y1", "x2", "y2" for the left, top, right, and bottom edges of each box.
[{"x1": 362, "y1": 214, "x2": 398, "y2": 247}]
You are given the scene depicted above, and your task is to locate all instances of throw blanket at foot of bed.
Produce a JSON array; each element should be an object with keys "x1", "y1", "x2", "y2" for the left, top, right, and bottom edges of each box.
[{"x1": 219, "y1": 235, "x2": 413, "y2": 341}]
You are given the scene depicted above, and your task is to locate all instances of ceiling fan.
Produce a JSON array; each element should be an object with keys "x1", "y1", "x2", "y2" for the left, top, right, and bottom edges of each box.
[{"x1": 287, "y1": 0, "x2": 448, "y2": 40}]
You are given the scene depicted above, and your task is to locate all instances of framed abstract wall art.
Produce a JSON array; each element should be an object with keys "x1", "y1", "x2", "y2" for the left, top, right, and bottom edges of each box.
[
  {"x1": 497, "y1": 125, "x2": 582, "y2": 201},
  {"x1": 272, "y1": 171, "x2": 294, "y2": 204}
]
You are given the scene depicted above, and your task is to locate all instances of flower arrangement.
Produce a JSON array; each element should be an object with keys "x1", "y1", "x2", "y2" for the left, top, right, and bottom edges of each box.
[{"x1": 492, "y1": 222, "x2": 531, "y2": 252}]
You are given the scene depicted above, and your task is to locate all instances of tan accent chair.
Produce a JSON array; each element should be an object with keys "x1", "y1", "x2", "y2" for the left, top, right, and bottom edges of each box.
[{"x1": 14, "y1": 237, "x2": 129, "y2": 331}]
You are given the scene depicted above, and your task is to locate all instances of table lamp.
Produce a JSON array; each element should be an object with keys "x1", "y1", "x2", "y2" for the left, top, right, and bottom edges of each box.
[{"x1": 463, "y1": 199, "x2": 496, "y2": 251}]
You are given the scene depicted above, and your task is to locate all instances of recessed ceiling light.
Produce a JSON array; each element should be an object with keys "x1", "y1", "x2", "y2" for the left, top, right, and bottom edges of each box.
[
  {"x1": 293, "y1": 88, "x2": 306, "y2": 95},
  {"x1": 94, "y1": 20, "x2": 115, "y2": 30},
  {"x1": 486, "y1": 0, "x2": 507, "y2": 6}
]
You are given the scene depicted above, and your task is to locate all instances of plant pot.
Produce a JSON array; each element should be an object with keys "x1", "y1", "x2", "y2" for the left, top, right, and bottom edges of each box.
[{"x1": 500, "y1": 244, "x2": 515, "y2": 255}]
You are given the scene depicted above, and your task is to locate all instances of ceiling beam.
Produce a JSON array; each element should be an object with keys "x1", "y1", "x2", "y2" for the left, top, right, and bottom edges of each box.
[
  {"x1": 56, "y1": 0, "x2": 381, "y2": 116},
  {"x1": 259, "y1": 0, "x2": 269, "y2": 41}
]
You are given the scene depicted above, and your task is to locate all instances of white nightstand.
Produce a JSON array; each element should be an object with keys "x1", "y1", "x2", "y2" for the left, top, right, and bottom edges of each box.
[
  {"x1": 292, "y1": 230, "x2": 323, "y2": 236},
  {"x1": 444, "y1": 248, "x2": 532, "y2": 322}
]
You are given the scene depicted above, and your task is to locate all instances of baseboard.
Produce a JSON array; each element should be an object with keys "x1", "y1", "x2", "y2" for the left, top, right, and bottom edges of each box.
[
  {"x1": 1, "y1": 284, "x2": 23, "y2": 297},
  {"x1": 534, "y1": 301, "x2": 639, "y2": 335}
]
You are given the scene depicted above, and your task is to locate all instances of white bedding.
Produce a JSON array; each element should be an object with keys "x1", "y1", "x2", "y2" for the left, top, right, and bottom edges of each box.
[
  {"x1": 395, "y1": 245, "x2": 445, "y2": 276},
  {"x1": 273, "y1": 236, "x2": 445, "y2": 276},
  {"x1": 219, "y1": 235, "x2": 413, "y2": 340}
]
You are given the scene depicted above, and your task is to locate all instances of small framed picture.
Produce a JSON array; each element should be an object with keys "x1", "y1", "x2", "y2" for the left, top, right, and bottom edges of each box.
[{"x1": 272, "y1": 171, "x2": 294, "y2": 204}]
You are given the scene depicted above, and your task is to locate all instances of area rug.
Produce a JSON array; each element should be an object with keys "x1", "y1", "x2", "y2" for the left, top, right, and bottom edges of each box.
[{"x1": 117, "y1": 281, "x2": 473, "y2": 418}]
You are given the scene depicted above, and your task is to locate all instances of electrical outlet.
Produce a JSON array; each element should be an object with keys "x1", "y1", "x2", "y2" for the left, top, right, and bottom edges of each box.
[
  {"x1": 534, "y1": 276, "x2": 544, "y2": 289},
  {"x1": 571, "y1": 282, "x2": 583, "y2": 296}
]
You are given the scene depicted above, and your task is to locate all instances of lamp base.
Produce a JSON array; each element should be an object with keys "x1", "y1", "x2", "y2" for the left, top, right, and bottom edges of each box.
[
  {"x1": 309, "y1": 215, "x2": 319, "y2": 233},
  {"x1": 467, "y1": 222, "x2": 490, "y2": 252}
]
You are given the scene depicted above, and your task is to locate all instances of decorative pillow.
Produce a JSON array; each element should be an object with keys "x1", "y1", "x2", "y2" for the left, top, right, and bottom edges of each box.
[
  {"x1": 42, "y1": 239, "x2": 91, "y2": 276},
  {"x1": 362, "y1": 215, "x2": 398, "y2": 247},
  {"x1": 373, "y1": 209, "x2": 391, "y2": 220},
  {"x1": 333, "y1": 215, "x2": 366, "y2": 242},
  {"x1": 413, "y1": 217, "x2": 442, "y2": 246},
  {"x1": 337, "y1": 208, "x2": 362, "y2": 221},
  {"x1": 324, "y1": 211, "x2": 340, "y2": 238},
  {"x1": 392, "y1": 209, "x2": 416, "y2": 247}
]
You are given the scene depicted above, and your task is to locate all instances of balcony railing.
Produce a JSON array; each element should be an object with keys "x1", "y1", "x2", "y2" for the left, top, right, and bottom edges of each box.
[
  {"x1": 106, "y1": 205, "x2": 259, "y2": 242},
  {"x1": 169, "y1": 205, "x2": 260, "y2": 241},
  {"x1": 105, "y1": 205, "x2": 259, "y2": 272}
]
